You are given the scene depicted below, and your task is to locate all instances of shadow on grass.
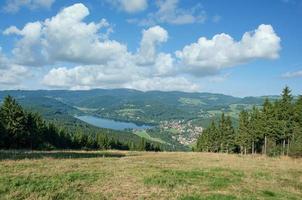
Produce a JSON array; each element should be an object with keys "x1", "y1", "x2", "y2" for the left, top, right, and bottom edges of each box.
[{"x1": 0, "y1": 150, "x2": 126, "y2": 161}]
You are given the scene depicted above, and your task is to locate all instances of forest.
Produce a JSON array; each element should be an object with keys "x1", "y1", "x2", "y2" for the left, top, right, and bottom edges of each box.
[
  {"x1": 196, "y1": 87, "x2": 302, "y2": 157},
  {"x1": 0, "y1": 96, "x2": 161, "y2": 151}
]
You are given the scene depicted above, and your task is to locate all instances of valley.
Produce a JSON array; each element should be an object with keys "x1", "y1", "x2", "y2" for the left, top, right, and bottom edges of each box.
[{"x1": 0, "y1": 89, "x2": 267, "y2": 150}]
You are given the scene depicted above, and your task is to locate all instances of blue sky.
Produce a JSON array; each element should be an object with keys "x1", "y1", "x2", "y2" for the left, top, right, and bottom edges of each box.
[{"x1": 0, "y1": 0, "x2": 301, "y2": 97}]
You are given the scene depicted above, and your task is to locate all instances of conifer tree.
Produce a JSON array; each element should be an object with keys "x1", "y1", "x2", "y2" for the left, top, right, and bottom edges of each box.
[
  {"x1": 0, "y1": 96, "x2": 27, "y2": 148},
  {"x1": 224, "y1": 116, "x2": 235, "y2": 153},
  {"x1": 236, "y1": 110, "x2": 250, "y2": 154}
]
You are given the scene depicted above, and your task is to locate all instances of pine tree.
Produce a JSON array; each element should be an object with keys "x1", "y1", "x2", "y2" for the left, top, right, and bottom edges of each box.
[
  {"x1": 0, "y1": 96, "x2": 27, "y2": 148},
  {"x1": 236, "y1": 110, "x2": 250, "y2": 155},
  {"x1": 224, "y1": 116, "x2": 236, "y2": 153},
  {"x1": 218, "y1": 113, "x2": 227, "y2": 152},
  {"x1": 290, "y1": 96, "x2": 302, "y2": 156},
  {"x1": 262, "y1": 98, "x2": 275, "y2": 155},
  {"x1": 208, "y1": 120, "x2": 219, "y2": 152},
  {"x1": 139, "y1": 138, "x2": 146, "y2": 151},
  {"x1": 278, "y1": 86, "x2": 294, "y2": 155},
  {"x1": 197, "y1": 127, "x2": 210, "y2": 152},
  {"x1": 0, "y1": 119, "x2": 7, "y2": 149},
  {"x1": 249, "y1": 106, "x2": 264, "y2": 154}
]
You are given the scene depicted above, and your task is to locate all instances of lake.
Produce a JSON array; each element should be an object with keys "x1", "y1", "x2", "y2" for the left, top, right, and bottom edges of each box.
[{"x1": 75, "y1": 115, "x2": 153, "y2": 131}]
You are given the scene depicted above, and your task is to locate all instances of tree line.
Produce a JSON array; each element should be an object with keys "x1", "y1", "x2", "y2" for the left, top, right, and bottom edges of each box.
[
  {"x1": 196, "y1": 87, "x2": 302, "y2": 156},
  {"x1": 0, "y1": 96, "x2": 161, "y2": 151}
]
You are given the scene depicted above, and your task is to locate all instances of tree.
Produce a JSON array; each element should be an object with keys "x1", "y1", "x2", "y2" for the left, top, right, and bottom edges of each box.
[
  {"x1": 236, "y1": 110, "x2": 250, "y2": 155},
  {"x1": 278, "y1": 86, "x2": 294, "y2": 155},
  {"x1": 249, "y1": 106, "x2": 264, "y2": 154},
  {"x1": 224, "y1": 116, "x2": 236, "y2": 153},
  {"x1": 208, "y1": 120, "x2": 219, "y2": 152},
  {"x1": 0, "y1": 119, "x2": 7, "y2": 149},
  {"x1": 196, "y1": 87, "x2": 302, "y2": 157},
  {"x1": 290, "y1": 96, "x2": 302, "y2": 156},
  {"x1": 0, "y1": 96, "x2": 27, "y2": 148}
]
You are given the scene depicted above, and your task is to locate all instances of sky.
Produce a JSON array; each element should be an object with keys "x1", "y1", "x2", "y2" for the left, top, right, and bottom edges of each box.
[{"x1": 0, "y1": 0, "x2": 301, "y2": 97}]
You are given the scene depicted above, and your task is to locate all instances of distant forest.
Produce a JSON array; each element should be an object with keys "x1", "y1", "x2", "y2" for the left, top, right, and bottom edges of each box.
[
  {"x1": 0, "y1": 96, "x2": 161, "y2": 151},
  {"x1": 196, "y1": 87, "x2": 302, "y2": 157}
]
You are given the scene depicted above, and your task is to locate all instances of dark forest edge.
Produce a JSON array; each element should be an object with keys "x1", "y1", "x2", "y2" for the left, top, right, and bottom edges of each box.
[
  {"x1": 195, "y1": 87, "x2": 302, "y2": 157},
  {"x1": 0, "y1": 96, "x2": 161, "y2": 152}
]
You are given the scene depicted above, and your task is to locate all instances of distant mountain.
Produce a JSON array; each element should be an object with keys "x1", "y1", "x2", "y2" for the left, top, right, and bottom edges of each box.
[
  {"x1": 0, "y1": 89, "x2": 269, "y2": 124},
  {"x1": 0, "y1": 89, "x2": 274, "y2": 150}
]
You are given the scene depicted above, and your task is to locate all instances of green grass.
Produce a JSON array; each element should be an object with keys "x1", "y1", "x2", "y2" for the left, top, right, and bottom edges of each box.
[
  {"x1": 0, "y1": 151, "x2": 302, "y2": 199},
  {"x1": 0, "y1": 169, "x2": 106, "y2": 199},
  {"x1": 179, "y1": 194, "x2": 237, "y2": 200},
  {"x1": 134, "y1": 130, "x2": 166, "y2": 144},
  {"x1": 144, "y1": 168, "x2": 244, "y2": 189},
  {"x1": 178, "y1": 97, "x2": 206, "y2": 106}
]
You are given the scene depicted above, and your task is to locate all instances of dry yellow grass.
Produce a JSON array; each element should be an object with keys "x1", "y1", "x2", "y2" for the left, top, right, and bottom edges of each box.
[{"x1": 0, "y1": 151, "x2": 301, "y2": 200}]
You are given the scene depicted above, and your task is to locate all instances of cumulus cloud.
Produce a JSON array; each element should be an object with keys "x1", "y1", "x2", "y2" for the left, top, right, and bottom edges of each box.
[
  {"x1": 0, "y1": 48, "x2": 29, "y2": 86},
  {"x1": 3, "y1": 3, "x2": 281, "y2": 92},
  {"x1": 107, "y1": 0, "x2": 148, "y2": 13},
  {"x1": 282, "y1": 70, "x2": 302, "y2": 78},
  {"x1": 136, "y1": 25, "x2": 168, "y2": 65},
  {"x1": 0, "y1": 64, "x2": 29, "y2": 85},
  {"x1": 128, "y1": 0, "x2": 206, "y2": 26},
  {"x1": 176, "y1": 24, "x2": 281, "y2": 76},
  {"x1": 125, "y1": 77, "x2": 201, "y2": 92},
  {"x1": 42, "y1": 65, "x2": 200, "y2": 92},
  {"x1": 42, "y1": 24, "x2": 187, "y2": 91},
  {"x1": 3, "y1": 0, "x2": 55, "y2": 13},
  {"x1": 4, "y1": 3, "x2": 127, "y2": 66},
  {"x1": 0, "y1": 49, "x2": 9, "y2": 70}
]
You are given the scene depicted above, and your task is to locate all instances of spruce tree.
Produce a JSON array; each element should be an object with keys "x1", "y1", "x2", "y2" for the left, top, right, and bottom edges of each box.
[
  {"x1": 236, "y1": 110, "x2": 250, "y2": 154},
  {"x1": 0, "y1": 96, "x2": 27, "y2": 148},
  {"x1": 225, "y1": 116, "x2": 236, "y2": 153},
  {"x1": 278, "y1": 86, "x2": 294, "y2": 155}
]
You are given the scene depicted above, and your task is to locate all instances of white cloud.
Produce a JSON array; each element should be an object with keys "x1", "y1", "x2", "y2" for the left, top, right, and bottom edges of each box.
[
  {"x1": 107, "y1": 0, "x2": 148, "y2": 13},
  {"x1": 0, "y1": 64, "x2": 29, "y2": 85},
  {"x1": 125, "y1": 77, "x2": 201, "y2": 92},
  {"x1": 136, "y1": 25, "x2": 168, "y2": 65},
  {"x1": 4, "y1": 3, "x2": 127, "y2": 66},
  {"x1": 208, "y1": 73, "x2": 230, "y2": 83},
  {"x1": 42, "y1": 65, "x2": 200, "y2": 92},
  {"x1": 3, "y1": 3, "x2": 282, "y2": 92},
  {"x1": 4, "y1": 22, "x2": 44, "y2": 66},
  {"x1": 282, "y1": 70, "x2": 302, "y2": 78},
  {"x1": 0, "y1": 49, "x2": 9, "y2": 69},
  {"x1": 128, "y1": 0, "x2": 206, "y2": 26},
  {"x1": 176, "y1": 24, "x2": 281, "y2": 76},
  {"x1": 3, "y1": 0, "x2": 55, "y2": 13},
  {"x1": 0, "y1": 48, "x2": 29, "y2": 86},
  {"x1": 42, "y1": 64, "x2": 137, "y2": 89}
]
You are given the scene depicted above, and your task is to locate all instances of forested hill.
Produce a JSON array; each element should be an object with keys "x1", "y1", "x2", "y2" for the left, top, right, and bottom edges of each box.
[
  {"x1": 0, "y1": 89, "x2": 269, "y2": 125},
  {"x1": 0, "y1": 89, "x2": 285, "y2": 151}
]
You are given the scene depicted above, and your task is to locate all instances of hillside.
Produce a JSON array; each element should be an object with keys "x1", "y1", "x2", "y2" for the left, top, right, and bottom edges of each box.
[
  {"x1": 0, "y1": 150, "x2": 301, "y2": 199},
  {"x1": 0, "y1": 89, "x2": 269, "y2": 150}
]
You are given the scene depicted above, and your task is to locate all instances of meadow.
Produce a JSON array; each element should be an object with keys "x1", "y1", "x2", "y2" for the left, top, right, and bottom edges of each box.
[{"x1": 0, "y1": 151, "x2": 301, "y2": 200}]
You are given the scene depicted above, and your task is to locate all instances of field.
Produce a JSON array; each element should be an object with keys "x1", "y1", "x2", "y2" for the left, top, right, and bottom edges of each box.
[{"x1": 0, "y1": 151, "x2": 302, "y2": 200}]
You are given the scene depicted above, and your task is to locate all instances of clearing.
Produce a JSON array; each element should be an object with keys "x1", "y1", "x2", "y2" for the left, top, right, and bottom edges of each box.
[{"x1": 0, "y1": 151, "x2": 301, "y2": 200}]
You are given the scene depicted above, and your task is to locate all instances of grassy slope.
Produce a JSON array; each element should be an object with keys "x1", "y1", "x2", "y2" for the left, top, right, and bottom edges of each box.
[
  {"x1": 0, "y1": 151, "x2": 301, "y2": 200},
  {"x1": 134, "y1": 130, "x2": 167, "y2": 144}
]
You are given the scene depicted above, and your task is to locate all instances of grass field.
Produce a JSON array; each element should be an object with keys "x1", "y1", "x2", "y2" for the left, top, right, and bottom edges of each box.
[
  {"x1": 0, "y1": 151, "x2": 302, "y2": 200},
  {"x1": 134, "y1": 130, "x2": 167, "y2": 144}
]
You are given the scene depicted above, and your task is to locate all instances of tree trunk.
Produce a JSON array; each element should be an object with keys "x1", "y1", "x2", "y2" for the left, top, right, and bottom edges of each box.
[
  {"x1": 264, "y1": 136, "x2": 267, "y2": 155},
  {"x1": 252, "y1": 141, "x2": 255, "y2": 155},
  {"x1": 244, "y1": 147, "x2": 247, "y2": 155},
  {"x1": 226, "y1": 144, "x2": 229, "y2": 154},
  {"x1": 286, "y1": 139, "x2": 290, "y2": 156},
  {"x1": 283, "y1": 139, "x2": 286, "y2": 156}
]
